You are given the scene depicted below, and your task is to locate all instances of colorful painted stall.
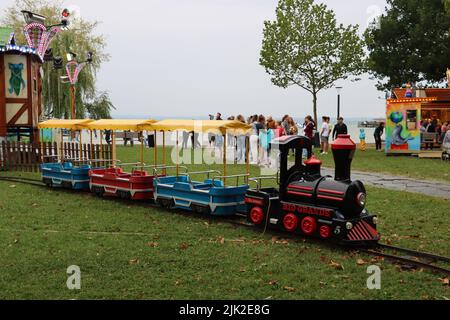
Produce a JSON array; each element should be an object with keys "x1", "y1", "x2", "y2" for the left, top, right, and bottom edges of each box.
[{"x1": 385, "y1": 87, "x2": 450, "y2": 157}]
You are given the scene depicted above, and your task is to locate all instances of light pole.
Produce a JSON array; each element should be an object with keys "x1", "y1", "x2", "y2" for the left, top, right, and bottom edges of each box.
[
  {"x1": 335, "y1": 86, "x2": 343, "y2": 119},
  {"x1": 65, "y1": 52, "x2": 93, "y2": 120}
]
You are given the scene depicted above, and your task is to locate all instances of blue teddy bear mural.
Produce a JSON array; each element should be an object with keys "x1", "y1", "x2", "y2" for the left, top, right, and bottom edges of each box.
[{"x1": 8, "y1": 63, "x2": 26, "y2": 96}]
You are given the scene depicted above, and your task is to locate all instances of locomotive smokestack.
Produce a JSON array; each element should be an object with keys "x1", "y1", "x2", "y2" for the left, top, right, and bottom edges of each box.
[{"x1": 331, "y1": 135, "x2": 356, "y2": 182}]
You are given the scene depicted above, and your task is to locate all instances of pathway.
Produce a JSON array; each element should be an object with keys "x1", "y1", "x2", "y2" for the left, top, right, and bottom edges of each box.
[{"x1": 322, "y1": 168, "x2": 450, "y2": 199}]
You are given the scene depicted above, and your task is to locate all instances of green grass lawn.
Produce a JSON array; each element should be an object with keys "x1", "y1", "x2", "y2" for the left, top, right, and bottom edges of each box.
[
  {"x1": 315, "y1": 148, "x2": 450, "y2": 183},
  {"x1": 0, "y1": 146, "x2": 448, "y2": 299}
]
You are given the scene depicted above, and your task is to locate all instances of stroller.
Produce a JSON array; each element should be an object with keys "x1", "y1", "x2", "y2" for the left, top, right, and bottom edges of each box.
[{"x1": 442, "y1": 131, "x2": 450, "y2": 161}]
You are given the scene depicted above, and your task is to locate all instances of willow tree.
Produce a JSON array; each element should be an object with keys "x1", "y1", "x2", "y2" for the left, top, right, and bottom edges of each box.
[
  {"x1": 260, "y1": 0, "x2": 366, "y2": 125},
  {"x1": 1, "y1": 0, "x2": 114, "y2": 119}
]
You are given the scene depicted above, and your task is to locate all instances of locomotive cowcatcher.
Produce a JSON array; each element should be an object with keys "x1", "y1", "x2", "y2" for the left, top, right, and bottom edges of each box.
[{"x1": 245, "y1": 135, "x2": 380, "y2": 247}]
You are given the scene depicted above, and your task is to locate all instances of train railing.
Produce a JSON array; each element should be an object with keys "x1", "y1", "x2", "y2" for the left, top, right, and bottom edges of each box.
[
  {"x1": 186, "y1": 170, "x2": 222, "y2": 183},
  {"x1": 212, "y1": 173, "x2": 250, "y2": 187},
  {"x1": 249, "y1": 174, "x2": 279, "y2": 191},
  {"x1": 152, "y1": 165, "x2": 189, "y2": 181}
]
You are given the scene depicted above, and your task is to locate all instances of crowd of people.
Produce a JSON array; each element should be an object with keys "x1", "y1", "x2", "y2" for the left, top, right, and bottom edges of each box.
[
  {"x1": 420, "y1": 119, "x2": 449, "y2": 145},
  {"x1": 204, "y1": 112, "x2": 352, "y2": 167}
]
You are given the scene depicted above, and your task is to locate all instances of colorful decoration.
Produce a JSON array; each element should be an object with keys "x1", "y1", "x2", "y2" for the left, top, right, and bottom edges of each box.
[
  {"x1": 23, "y1": 22, "x2": 62, "y2": 59},
  {"x1": 8, "y1": 63, "x2": 26, "y2": 96},
  {"x1": 405, "y1": 83, "x2": 414, "y2": 98},
  {"x1": 389, "y1": 111, "x2": 403, "y2": 124},
  {"x1": 66, "y1": 60, "x2": 87, "y2": 85},
  {"x1": 385, "y1": 102, "x2": 421, "y2": 153}
]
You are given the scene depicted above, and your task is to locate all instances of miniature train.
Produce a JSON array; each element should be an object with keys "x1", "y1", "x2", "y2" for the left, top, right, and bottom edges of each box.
[
  {"x1": 245, "y1": 135, "x2": 379, "y2": 246},
  {"x1": 40, "y1": 134, "x2": 379, "y2": 247}
]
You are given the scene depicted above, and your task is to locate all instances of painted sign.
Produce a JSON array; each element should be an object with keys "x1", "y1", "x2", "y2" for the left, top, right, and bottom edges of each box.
[
  {"x1": 4, "y1": 55, "x2": 28, "y2": 99},
  {"x1": 385, "y1": 102, "x2": 421, "y2": 153}
]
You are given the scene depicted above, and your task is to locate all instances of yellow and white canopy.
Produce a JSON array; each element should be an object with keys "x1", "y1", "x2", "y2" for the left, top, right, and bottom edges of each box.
[
  {"x1": 37, "y1": 119, "x2": 93, "y2": 130},
  {"x1": 150, "y1": 119, "x2": 251, "y2": 135},
  {"x1": 83, "y1": 119, "x2": 156, "y2": 131}
]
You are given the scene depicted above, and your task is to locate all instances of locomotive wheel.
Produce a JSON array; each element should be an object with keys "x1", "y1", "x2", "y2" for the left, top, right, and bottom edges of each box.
[
  {"x1": 300, "y1": 216, "x2": 317, "y2": 236},
  {"x1": 249, "y1": 206, "x2": 265, "y2": 225},
  {"x1": 283, "y1": 213, "x2": 298, "y2": 232}
]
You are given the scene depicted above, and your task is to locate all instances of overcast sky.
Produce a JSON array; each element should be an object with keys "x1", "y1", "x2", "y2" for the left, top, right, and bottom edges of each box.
[{"x1": 3, "y1": 0, "x2": 389, "y2": 119}]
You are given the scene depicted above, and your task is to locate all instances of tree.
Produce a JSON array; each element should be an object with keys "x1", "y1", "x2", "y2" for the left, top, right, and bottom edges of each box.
[
  {"x1": 1, "y1": 0, "x2": 114, "y2": 119},
  {"x1": 260, "y1": 0, "x2": 366, "y2": 125},
  {"x1": 365, "y1": 0, "x2": 450, "y2": 91}
]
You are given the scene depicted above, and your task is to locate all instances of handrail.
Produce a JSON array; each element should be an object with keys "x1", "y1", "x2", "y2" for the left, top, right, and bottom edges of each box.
[
  {"x1": 249, "y1": 175, "x2": 279, "y2": 191},
  {"x1": 212, "y1": 173, "x2": 250, "y2": 187},
  {"x1": 118, "y1": 162, "x2": 145, "y2": 168},
  {"x1": 152, "y1": 165, "x2": 189, "y2": 181},
  {"x1": 186, "y1": 170, "x2": 222, "y2": 183}
]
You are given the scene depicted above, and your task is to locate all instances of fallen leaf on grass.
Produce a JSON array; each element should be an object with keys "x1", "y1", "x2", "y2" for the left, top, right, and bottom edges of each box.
[
  {"x1": 356, "y1": 259, "x2": 367, "y2": 266},
  {"x1": 9, "y1": 185, "x2": 16, "y2": 188},
  {"x1": 268, "y1": 280, "x2": 278, "y2": 286},
  {"x1": 13, "y1": 239, "x2": 19, "y2": 244},
  {"x1": 271, "y1": 237, "x2": 289, "y2": 245},
  {"x1": 128, "y1": 258, "x2": 139, "y2": 265},
  {"x1": 439, "y1": 278, "x2": 449, "y2": 286},
  {"x1": 147, "y1": 242, "x2": 158, "y2": 248},
  {"x1": 283, "y1": 286, "x2": 296, "y2": 292},
  {"x1": 329, "y1": 260, "x2": 344, "y2": 270},
  {"x1": 179, "y1": 243, "x2": 189, "y2": 250},
  {"x1": 217, "y1": 237, "x2": 225, "y2": 244}
]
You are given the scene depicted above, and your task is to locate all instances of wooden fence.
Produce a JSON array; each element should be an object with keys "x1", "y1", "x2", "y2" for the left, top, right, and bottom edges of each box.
[{"x1": 0, "y1": 141, "x2": 112, "y2": 172}]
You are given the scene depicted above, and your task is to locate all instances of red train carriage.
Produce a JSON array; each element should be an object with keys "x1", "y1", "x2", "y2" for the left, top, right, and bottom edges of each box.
[
  {"x1": 85, "y1": 119, "x2": 159, "y2": 200},
  {"x1": 245, "y1": 135, "x2": 379, "y2": 247},
  {"x1": 89, "y1": 166, "x2": 157, "y2": 200}
]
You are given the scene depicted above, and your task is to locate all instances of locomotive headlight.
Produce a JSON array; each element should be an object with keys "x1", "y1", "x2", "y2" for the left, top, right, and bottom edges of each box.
[
  {"x1": 373, "y1": 217, "x2": 378, "y2": 225},
  {"x1": 346, "y1": 222, "x2": 353, "y2": 230},
  {"x1": 356, "y1": 192, "x2": 366, "y2": 207}
]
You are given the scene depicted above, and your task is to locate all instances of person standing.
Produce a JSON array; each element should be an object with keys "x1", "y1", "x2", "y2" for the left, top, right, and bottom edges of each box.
[
  {"x1": 281, "y1": 115, "x2": 290, "y2": 136},
  {"x1": 249, "y1": 115, "x2": 260, "y2": 165},
  {"x1": 332, "y1": 117, "x2": 348, "y2": 140},
  {"x1": 303, "y1": 116, "x2": 314, "y2": 140},
  {"x1": 236, "y1": 115, "x2": 247, "y2": 163},
  {"x1": 105, "y1": 130, "x2": 111, "y2": 145},
  {"x1": 320, "y1": 116, "x2": 330, "y2": 155},
  {"x1": 259, "y1": 120, "x2": 275, "y2": 167},
  {"x1": 359, "y1": 128, "x2": 366, "y2": 152},
  {"x1": 374, "y1": 122, "x2": 385, "y2": 151}
]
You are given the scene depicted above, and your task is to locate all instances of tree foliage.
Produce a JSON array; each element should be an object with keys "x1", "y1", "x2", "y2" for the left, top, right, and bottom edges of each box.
[
  {"x1": 260, "y1": 0, "x2": 366, "y2": 124},
  {"x1": 1, "y1": 0, "x2": 114, "y2": 119},
  {"x1": 365, "y1": 0, "x2": 450, "y2": 90}
]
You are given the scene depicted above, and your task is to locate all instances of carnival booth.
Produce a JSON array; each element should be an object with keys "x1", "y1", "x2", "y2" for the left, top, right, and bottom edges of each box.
[
  {"x1": 37, "y1": 119, "x2": 94, "y2": 189},
  {"x1": 150, "y1": 119, "x2": 252, "y2": 216},
  {"x1": 86, "y1": 119, "x2": 158, "y2": 200},
  {"x1": 385, "y1": 86, "x2": 450, "y2": 158}
]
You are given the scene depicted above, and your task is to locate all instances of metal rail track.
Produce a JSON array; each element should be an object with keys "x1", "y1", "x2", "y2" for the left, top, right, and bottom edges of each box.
[
  {"x1": 2, "y1": 175, "x2": 449, "y2": 276},
  {"x1": 360, "y1": 243, "x2": 450, "y2": 276}
]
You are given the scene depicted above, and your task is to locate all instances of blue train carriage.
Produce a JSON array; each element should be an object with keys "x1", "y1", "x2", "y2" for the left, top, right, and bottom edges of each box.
[
  {"x1": 150, "y1": 119, "x2": 252, "y2": 216},
  {"x1": 38, "y1": 119, "x2": 95, "y2": 190},
  {"x1": 41, "y1": 161, "x2": 91, "y2": 189},
  {"x1": 154, "y1": 170, "x2": 249, "y2": 215}
]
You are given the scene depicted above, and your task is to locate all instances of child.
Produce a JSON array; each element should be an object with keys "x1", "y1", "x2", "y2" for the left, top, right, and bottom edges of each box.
[{"x1": 359, "y1": 128, "x2": 366, "y2": 151}]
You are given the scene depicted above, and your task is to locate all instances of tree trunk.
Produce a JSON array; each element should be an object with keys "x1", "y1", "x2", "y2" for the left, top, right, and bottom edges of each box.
[{"x1": 312, "y1": 92, "x2": 318, "y2": 129}]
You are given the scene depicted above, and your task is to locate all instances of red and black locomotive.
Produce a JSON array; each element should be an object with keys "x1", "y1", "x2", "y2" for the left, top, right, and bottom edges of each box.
[{"x1": 245, "y1": 135, "x2": 380, "y2": 247}]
